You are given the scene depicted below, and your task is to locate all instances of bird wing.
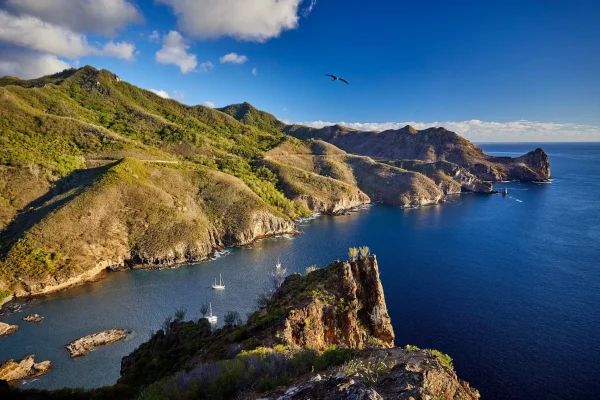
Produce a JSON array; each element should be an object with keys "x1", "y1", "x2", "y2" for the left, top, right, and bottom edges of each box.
[
  {"x1": 339, "y1": 78, "x2": 349, "y2": 85},
  {"x1": 325, "y1": 74, "x2": 337, "y2": 80}
]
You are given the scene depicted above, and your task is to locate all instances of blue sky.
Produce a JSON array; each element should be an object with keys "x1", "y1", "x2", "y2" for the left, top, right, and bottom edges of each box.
[{"x1": 0, "y1": 0, "x2": 599, "y2": 141}]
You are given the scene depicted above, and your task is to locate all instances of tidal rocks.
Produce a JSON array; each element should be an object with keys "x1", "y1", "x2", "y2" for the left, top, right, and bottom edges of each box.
[
  {"x1": 66, "y1": 329, "x2": 129, "y2": 358},
  {"x1": 0, "y1": 355, "x2": 51, "y2": 381},
  {"x1": 22, "y1": 314, "x2": 43, "y2": 323},
  {"x1": 0, "y1": 322, "x2": 18, "y2": 336}
]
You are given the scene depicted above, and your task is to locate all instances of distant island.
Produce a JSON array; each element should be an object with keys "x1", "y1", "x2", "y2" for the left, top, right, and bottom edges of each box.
[{"x1": 0, "y1": 66, "x2": 550, "y2": 305}]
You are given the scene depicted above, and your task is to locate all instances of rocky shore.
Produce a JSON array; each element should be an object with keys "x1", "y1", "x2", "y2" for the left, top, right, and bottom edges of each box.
[
  {"x1": 0, "y1": 322, "x2": 18, "y2": 336},
  {"x1": 66, "y1": 329, "x2": 130, "y2": 358},
  {"x1": 0, "y1": 355, "x2": 51, "y2": 381}
]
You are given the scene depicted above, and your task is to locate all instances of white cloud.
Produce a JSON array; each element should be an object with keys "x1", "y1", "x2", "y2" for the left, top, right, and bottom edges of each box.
[
  {"x1": 204, "y1": 101, "x2": 216, "y2": 108},
  {"x1": 149, "y1": 89, "x2": 170, "y2": 99},
  {"x1": 298, "y1": 120, "x2": 600, "y2": 142},
  {"x1": 149, "y1": 30, "x2": 160, "y2": 42},
  {"x1": 252, "y1": 67, "x2": 258, "y2": 76},
  {"x1": 4, "y1": 0, "x2": 142, "y2": 36},
  {"x1": 0, "y1": 51, "x2": 71, "y2": 79},
  {"x1": 155, "y1": 30, "x2": 197, "y2": 73},
  {"x1": 156, "y1": 0, "x2": 303, "y2": 42},
  {"x1": 199, "y1": 61, "x2": 214, "y2": 72},
  {"x1": 0, "y1": 10, "x2": 136, "y2": 60},
  {"x1": 220, "y1": 53, "x2": 248, "y2": 64},
  {"x1": 99, "y1": 40, "x2": 136, "y2": 61}
]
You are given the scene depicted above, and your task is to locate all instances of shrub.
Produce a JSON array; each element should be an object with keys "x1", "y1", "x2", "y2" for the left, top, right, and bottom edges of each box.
[
  {"x1": 224, "y1": 311, "x2": 243, "y2": 327},
  {"x1": 161, "y1": 315, "x2": 173, "y2": 333},
  {"x1": 429, "y1": 349, "x2": 454, "y2": 371},
  {"x1": 305, "y1": 265, "x2": 318, "y2": 274}
]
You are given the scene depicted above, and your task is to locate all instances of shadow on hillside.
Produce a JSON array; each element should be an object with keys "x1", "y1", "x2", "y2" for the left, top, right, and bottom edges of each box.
[{"x1": 0, "y1": 163, "x2": 116, "y2": 254}]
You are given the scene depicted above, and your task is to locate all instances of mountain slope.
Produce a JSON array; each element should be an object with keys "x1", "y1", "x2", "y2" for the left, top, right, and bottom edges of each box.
[{"x1": 284, "y1": 124, "x2": 551, "y2": 181}]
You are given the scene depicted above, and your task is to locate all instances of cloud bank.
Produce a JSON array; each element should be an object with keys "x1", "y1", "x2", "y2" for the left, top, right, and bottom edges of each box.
[
  {"x1": 4, "y1": 0, "x2": 142, "y2": 36},
  {"x1": 298, "y1": 120, "x2": 600, "y2": 142},
  {"x1": 156, "y1": 0, "x2": 304, "y2": 42}
]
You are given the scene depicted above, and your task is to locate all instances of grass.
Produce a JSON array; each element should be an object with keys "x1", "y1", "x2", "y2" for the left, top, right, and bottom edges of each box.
[{"x1": 140, "y1": 345, "x2": 351, "y2": 400}]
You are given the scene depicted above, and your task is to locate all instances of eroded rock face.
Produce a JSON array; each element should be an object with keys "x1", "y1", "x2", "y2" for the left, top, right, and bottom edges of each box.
[
  {"x1": 66, "y1": 329, "x2": 129, "y2": 358},
  {"x1": 0, "y1": 322, "x2": 18, "y2": 336},
  {"x1": 0, "y1": 355, "x2": 51, "y2": 381},
  {"x1": 268, "y1": 255, "x2": 395, "y2": 350}
]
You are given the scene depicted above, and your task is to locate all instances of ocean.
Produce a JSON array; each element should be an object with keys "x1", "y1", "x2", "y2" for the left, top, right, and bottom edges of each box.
[{"x1": 1, "y1": 142, "x2": 599, "y2": 399}]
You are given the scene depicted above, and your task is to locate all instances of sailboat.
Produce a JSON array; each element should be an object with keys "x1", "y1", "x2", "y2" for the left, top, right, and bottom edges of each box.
[
  {"x1": 276, "y1": 257, "x2": 282, "y2": 269},
  {"x1": 207, "y1": 302, "x2": 217, "y2": 324},
  {"x1": 212, "y1": 273, "x2": 225, "y2": 290}
]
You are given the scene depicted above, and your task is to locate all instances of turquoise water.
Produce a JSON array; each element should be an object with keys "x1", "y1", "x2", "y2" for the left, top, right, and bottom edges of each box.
[{"x1": 1, "y1": 143, "x2": 599, "y2": 399}]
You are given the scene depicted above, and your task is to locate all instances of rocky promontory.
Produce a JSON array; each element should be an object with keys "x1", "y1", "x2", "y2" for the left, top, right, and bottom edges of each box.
[
  {"x1": 0, "y1": 322, "x2": 18, "y2": 336},
  {"x1": 0, "y1": 355, "x2": 51, "y2": 381},
  {"x1": 66, "y1": 329, "x2": 129, "y2": 358},
  {"x1": 118, "y1": 255, "x2": 478, "y2": 400}
]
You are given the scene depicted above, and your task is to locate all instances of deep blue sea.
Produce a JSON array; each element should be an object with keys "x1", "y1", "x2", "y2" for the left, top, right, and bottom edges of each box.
[{"x1": 1, "y1": 142, "x2": 599, "y2": 399}]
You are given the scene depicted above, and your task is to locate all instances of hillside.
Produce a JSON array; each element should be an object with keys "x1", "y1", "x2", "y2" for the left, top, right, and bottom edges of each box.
[
  {"x1": 283, "y1": 124, "x2": 551, "y2": 182},
  {"x1": 0, "y1": 66, "x2": 550, "y2": 304}
]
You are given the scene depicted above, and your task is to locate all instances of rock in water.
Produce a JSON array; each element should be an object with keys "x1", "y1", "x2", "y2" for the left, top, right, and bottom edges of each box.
[
  {"x1": 22, "y1": 314, "x2": 43, "y2": 323},
  {"x1": 0, "y1": 355, "x2": 51, "y2": 381},
  {"x1": 66, "y1": 329, "x2": 129, "y2": 358},
  {"x1": 0, "y1": 322, "x2": 18, "y2": 336}
]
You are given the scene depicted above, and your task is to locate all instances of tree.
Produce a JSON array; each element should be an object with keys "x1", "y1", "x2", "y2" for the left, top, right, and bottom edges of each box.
[
  {"x1": 348, "y1": 247, "x2": 359, "y2": 261},
  {"x1": 359, "y1": 246, "x2": 370, "y2": 258},
  {"x1": 174, "y1": 307, "x2": 187, "y2": 322},
  {"x1": 224, "y1": 311, "x2": 242, "y2": 327},
  {"x1": 200, "y1": 302, "x2": 209, "y2": 317}
]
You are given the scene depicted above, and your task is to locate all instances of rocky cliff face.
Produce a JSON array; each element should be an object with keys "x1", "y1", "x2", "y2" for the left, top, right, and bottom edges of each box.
[{"x1": 267, "y1": 256, "x2": 395, "y2": 350}]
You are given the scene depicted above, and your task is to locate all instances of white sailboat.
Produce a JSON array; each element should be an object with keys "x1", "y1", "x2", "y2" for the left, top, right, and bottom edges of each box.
[
  {"x1": 207, "y1": 302, "x2": 217, "y2": 324},
  {"x1": 212, "y1": 273, "x2": 225, "y2": 290},
  {"x1": 276, "y1": 257, "x2": 282, "y2": 269}
]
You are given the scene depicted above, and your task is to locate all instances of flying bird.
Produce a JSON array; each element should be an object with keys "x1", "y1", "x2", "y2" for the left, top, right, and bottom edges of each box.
[{"x1": 325, "y1": 74, "x2": 349, "y2": 85}]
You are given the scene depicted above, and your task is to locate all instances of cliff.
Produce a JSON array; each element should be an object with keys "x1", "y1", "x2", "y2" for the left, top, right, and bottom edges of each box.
[{"x1": 115, "y1": 255, "x2": 478, "y2": 400}]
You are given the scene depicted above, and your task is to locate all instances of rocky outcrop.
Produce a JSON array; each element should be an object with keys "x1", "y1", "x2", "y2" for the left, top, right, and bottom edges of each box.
[
  {"x1": 257, "y1": 348, "x2": 480, "y2": 400},
  {"x1": 273, "y1": 256, "x2": 395, "y2": 350},
  {"x1": 66, "y1": 329, "x2": 129, "y2": 358},
  {"x1": 0, "y1": 322, "x2": 18, "y2": 336},
  {"x1": 22, "y1": 314, "x2": 43, "y2": 323},
  {"x1": 0, "y1": 355, "x2": 51, "y2": 381},
  {"x1": 120, "y1": 255, "x2": 478, "y2": 400}
]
